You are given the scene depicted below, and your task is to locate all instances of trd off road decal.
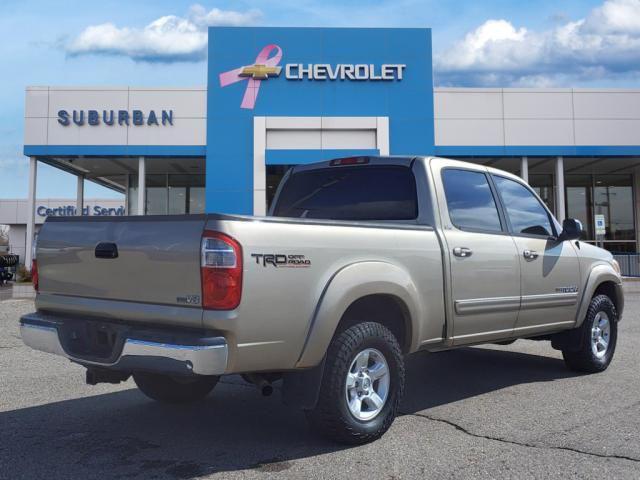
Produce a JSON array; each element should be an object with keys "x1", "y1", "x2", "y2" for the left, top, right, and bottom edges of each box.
[{"x1": 251, "y1": 254, "x2": 311, "y2": 268}]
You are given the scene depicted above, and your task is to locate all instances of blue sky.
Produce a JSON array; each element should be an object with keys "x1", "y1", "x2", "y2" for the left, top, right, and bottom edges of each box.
[{"x1": 2, "y1": 0, "x2": 638, "y2": 199}]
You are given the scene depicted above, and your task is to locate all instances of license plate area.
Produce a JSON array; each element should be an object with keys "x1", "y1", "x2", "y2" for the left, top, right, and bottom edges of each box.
[{"x1": 58, "y1": 318, "x2": 127, "y2": 363}]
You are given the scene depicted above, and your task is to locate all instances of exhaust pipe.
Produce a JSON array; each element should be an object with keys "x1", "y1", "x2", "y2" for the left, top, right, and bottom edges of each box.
[
  {"x1": 257, "y1": 378, "x2": 273, "y2": 397},
  {"x1": 242, "y1": 373, "x2": 274, "y2": 396}
]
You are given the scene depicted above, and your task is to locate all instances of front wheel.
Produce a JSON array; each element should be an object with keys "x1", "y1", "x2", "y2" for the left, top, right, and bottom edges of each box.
[
  {"x1": 133, "y1": 372, "x2": 219, "y2": 404},
  {"x1": 305, "y1": 322, "x2": 405, "y2": 444},
  {"x1": 562, "y1": 294, "x2": 618, "y2": 373}
]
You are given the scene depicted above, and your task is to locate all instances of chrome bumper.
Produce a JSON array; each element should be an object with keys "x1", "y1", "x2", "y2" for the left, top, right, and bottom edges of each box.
[{"x1": 20, "y1": 315, "x2": 228, "y2": 376}]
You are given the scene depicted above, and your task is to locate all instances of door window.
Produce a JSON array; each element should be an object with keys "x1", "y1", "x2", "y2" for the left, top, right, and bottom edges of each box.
[
  {"x1": 493, "y1": 175, "x2": 554, "y2": 237},
  {"x1": 441, "y1": 169, "x2": 502, "y2": 232}
]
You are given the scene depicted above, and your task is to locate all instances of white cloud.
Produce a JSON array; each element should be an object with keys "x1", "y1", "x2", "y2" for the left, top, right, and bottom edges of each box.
[
  {"x1": 435, "y1": 0, "x2": 640, "y2": 86},
  {"x1": 66, "y1": 4, "x2": 261, "y2": 62}
]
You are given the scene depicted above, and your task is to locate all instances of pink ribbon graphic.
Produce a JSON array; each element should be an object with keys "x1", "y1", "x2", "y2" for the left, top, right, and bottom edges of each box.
[{"x1": 219, "y1": 44, "x2": 283, "y2": 109}]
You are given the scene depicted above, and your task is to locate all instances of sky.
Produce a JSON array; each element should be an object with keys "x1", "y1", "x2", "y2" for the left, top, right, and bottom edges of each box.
[{"x1": 2, "y1": 0, "x2": 640, "y2": 199}]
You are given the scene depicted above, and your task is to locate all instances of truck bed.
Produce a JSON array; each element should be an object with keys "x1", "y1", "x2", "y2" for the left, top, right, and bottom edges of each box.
[{"x1": 34, "y1": 214, "x2": 446, "y2": 373}]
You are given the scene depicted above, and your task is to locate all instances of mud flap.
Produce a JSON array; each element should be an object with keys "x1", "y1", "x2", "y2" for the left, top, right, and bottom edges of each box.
[
  {"x1": 551, "y1": 327, "x2": 583, "y2": 352},
  {"x1": 281, "y1": 357, "x2": 326, "y2": 410}
]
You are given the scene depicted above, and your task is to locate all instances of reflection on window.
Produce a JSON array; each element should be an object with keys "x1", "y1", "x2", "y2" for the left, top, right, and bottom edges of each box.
[
  {"x1": 442, "y1": 169, "x2": 502, "y2": 232},
  {"x1": 530, "y1": 174, "x2": 554, "y2": 213},
  {"x1": 189, "y1": 187, "x2": 205, "y2": 214},
  {"x1": 494, "y1": 176, "x2": 553, "y2": 237}
]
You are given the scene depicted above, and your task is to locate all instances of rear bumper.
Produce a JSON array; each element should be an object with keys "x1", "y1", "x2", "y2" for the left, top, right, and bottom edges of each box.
[{"x1": 20, "y1": 313, "x2": 228, "y2": 376}]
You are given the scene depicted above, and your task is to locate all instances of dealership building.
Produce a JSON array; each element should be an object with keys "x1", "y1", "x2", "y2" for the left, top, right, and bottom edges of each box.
[{"x1": 20, "y1": 26, "x2": 640, "y2": 266}]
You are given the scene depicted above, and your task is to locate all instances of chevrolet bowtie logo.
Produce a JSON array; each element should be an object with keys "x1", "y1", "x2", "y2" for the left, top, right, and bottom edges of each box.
[{"x1": 239, "y1": 64, "x2": 282, "y2": 80}]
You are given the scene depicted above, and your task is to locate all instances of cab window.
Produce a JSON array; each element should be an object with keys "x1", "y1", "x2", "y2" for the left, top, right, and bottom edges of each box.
[
  {"x1": 493, "y1": 175, "x2": 554, "y2": 237},
  {"x1": 273, "y1": 165, "x2": 418, "y2": 221},
  {"x1": 441, "y1": 169, "x2": 502, "y2": 232}
]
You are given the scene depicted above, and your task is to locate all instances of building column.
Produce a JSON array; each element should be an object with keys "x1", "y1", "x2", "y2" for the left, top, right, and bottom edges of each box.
[
  {"x1": 253, "y1": 117, "x2": 267, "y2": 216},
  {"x1": 137, "y1": 156, "x2": 146, "y2": 215},
  {"x1": 555, "y1": 156, "x2": 566, "y2": 224},
  {"x1": 633, "y1": 169, "x2": 640, "y2": 253},
  {"x1": 124, "y1": 174, "x2": 130, "y2": 215},
  {"x1": 520, "y1": 156, "x2": 529, "y2": 184},
  {"x1": 25, "y1": 157, "x2": 38, "y2": 268},
  {"x1": 76, "y1": 175, "x2": 84, "y2": 216}
]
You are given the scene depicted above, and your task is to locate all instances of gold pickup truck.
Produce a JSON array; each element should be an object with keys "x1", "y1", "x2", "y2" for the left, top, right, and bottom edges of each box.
[{"x1": 21, "y1": 156, "x2": 623, "y2": 444}]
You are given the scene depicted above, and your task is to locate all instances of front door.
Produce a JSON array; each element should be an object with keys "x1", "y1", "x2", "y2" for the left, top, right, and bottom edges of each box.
[
  {"x1": 436, "y1": 165, "x2": 521, "y2": 344},
  {"x1": 492, "y1": 174, "x2": 581, "y2": 335}
]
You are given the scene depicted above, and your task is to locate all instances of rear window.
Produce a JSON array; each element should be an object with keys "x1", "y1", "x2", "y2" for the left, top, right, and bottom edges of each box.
[{"x1": 272, "y1": 165, "x2": 418, "y2": 221}]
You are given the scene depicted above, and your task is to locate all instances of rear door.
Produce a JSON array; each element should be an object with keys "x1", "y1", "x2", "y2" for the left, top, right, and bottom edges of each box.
[
  {"x1": 432, "y1": 162, "x2": 521, "y2": 344},
  {"x1": 491, "y1": 174, "x2": 581, "y2": 335}
]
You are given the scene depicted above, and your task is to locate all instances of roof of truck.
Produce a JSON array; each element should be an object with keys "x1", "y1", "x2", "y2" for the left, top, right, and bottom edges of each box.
[{"x1": 290, "y1": 155, "x2": 418, "y2": 173}]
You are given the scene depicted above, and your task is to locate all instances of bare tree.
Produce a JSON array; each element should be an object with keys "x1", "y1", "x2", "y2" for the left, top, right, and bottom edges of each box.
[{"x1": 0, "y1": 225, "x2": 9, "y2": 248}]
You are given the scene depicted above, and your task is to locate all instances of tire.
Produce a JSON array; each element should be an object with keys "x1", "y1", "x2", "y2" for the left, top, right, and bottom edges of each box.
[
  {"x1": 562, "y1": 294, "x2": 618, "y2": 373},
  {"x1": 133, "y1": 372, "x2": 219, "y2": 404},
  {"x1": 305, "y1": 322, "x2": 405, "y2": 444}
]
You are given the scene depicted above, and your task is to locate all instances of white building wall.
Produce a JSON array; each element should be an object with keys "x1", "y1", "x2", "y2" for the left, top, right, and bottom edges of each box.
[
  {"x1": 24, "y1": 87, "x2": 207, "y2": 147},
  {"x1": 434, "y1": 88, "x2": 640, "y2": 146},
  {"x1": 26, "y1": 86, "x2": 640, "y2": 149}
]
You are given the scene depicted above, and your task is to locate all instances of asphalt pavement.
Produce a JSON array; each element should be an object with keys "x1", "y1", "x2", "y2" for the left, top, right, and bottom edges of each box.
[
  {"x1": 1, "y1": 289, "x2": 639, "y2": 479},
  {"x1": 0, "y1": 284, "x2": 12, "y2": 301}
]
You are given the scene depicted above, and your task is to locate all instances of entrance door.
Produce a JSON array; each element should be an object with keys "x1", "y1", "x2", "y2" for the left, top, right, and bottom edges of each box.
[
  {"x1": 435, "y1": 164, "x2": 521, "y2": 344},
  {"x1": 492, "y1": 174, "x2": 581, "y2": 335}
]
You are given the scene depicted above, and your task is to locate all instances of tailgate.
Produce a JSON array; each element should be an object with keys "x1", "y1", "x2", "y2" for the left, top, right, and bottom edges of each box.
[{"x1": 37, "y1": 215, "x2": 206, "y2": 306}]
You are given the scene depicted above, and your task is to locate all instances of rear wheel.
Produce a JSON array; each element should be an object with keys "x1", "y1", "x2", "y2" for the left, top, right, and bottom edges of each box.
[
  {"x1": 562, "y1": 294, "x2": 618, "y2": 373},
  {"x1": 133, "y1": 372, "x2": 218, "y2": 404},
  {"x1": 306, "y1": 322, "x2": 405, "y2": 444}
]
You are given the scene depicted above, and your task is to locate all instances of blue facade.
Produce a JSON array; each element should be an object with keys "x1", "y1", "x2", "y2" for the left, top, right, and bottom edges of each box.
[{"x1": 206, "y1": 27, "x2": 435, "y2": 214}]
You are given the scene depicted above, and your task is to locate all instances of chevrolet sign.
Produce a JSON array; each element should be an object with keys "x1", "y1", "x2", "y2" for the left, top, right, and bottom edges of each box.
[{"x1": 285, "y1": 63, "x2": 406, "y2": 81}]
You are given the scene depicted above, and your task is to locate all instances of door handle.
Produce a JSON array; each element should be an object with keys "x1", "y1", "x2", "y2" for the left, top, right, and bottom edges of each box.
[
  {"x1": 453, "y1": 247, "x2": 473, "y2": 258},
  {"x1": 523, "y1": 249, "x2": 539, "y2": 260}
]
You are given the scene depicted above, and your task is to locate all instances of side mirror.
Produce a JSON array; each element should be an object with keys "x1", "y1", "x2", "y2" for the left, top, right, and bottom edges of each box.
[{"x1": 559, "y1": 218, "x2": 583, "y2": 241}]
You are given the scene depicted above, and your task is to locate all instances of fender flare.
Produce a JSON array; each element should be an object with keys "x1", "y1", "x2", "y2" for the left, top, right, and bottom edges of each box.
[
  {"x1": 575, "y1": 263, "x2": 623, "y2": 327},
  {"x1": 295, "y1": 261, "x2": 422, "y2": 368}
]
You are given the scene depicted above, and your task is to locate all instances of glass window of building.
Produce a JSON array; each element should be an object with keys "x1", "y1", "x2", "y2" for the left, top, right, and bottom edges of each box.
[
  {"x1": 189, "y1": 188, "x2": 205, "y2": 214},
  {"x1": 566, "y1": 175, "x2": 593, "y2": 239},
  {"x1": 565, "y1": 173, "x2": 635, "y2": 252},
  {"x1": 127, "y1": 172, "x2": 205, "y2": 215},
  {"x1": 594, "y1": 174, "x2": 634, "y2": 251},
  {"x1": 169, "y1": 175, "x2": 205, "y2": 215},
  {"x1": 146, "y1": 175, "x2": 168, "y2": 215}
]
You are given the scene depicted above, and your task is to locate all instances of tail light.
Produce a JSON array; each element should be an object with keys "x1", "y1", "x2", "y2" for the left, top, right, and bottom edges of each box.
[
  {"x1": 31, "y1": 234, "x2": 38, "y2": 292},
  {"x1": 201, "y1": 231, "x2": 242, "y2": 310},
  {"x1": 31, "y1": 259, "x2": 39, "y2": 292}
]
